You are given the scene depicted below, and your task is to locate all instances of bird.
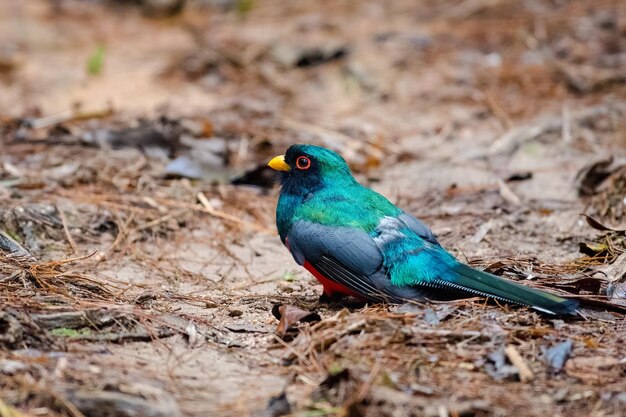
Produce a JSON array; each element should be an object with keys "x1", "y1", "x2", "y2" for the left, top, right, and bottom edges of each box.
[{"x1": 267, "y1": 144, "x2": 578, "y2": 315}]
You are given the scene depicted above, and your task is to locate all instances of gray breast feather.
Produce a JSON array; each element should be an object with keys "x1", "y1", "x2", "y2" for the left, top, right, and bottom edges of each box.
[{"x1": 287, "y1": 220, "x2": 383, "y2": 276}]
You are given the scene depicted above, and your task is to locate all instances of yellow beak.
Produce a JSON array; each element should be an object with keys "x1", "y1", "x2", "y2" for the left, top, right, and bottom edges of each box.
[{"x1": 268, "y1": 155, "x2": 290, "y2": 171}]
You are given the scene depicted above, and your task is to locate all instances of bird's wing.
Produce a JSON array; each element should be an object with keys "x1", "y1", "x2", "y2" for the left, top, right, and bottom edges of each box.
[
  {"x1": 373, "y1": 216, "x2": 578, "y2": 314},
  {"x1": 286, "y1": 219, "x2": 435, "y2": 302},
  {"x1": 397, "y1": 212, "x2": 440, "y2": 245},
  {"x1": 286, "y1": 218, "x2": 577, "y2": 314},
  {"x1": 286, "y1": 221, "x2": 381, "y2": 272},
  {"x1": 286, "y1": 220, "x2": 401, "y2": 301}
]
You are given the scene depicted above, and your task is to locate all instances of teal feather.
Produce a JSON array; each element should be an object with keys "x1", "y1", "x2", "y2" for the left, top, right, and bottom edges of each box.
[
  {"x1": 274, "y1": 144, "x2": 578, "y2": 314},
  {"x1": 380, "y1": 228, "x2": 456, "y2": 285},
  {"x1": 276, "y1": 145, "x2": 400, "y2": 240}
]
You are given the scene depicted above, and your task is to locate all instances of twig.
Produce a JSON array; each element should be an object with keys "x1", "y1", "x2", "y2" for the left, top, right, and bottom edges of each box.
[
  {"x1": 29, "y1": 107, "x2": 113, "y2": 130},
  {"x1": 132, "y1": 208, "x2": 189, "y2": 232},
  {"x1": 229, "y1": 274, "x2": 280, "y2": 290},
  {"x1": 196, "y1": 192, "x2": 272, "y2": 233},
  {"x1": 497, "y1": 179, "x2": 521, "y2": 206},
  {"x1": 354, "y1": 358, "x2": 381, "y2": 402},
  {"x1": 0, "y1": 398, "x2": 33, "y2": 417},
  {"x1": 409, "y1": 328, "x2": 487, "y2": 340},
  {"x1": 504, "y1": 345, "x2": 534, "y2": 382},
  {"x1": 57, "y1": 206, "x2": 79, "y2": 255},
  {"x1": 272, "y1": 334, "x2": 313, "y2": 367},
  {"x1": 95, "y1": 213, "x2": 136, "y2": 262}
]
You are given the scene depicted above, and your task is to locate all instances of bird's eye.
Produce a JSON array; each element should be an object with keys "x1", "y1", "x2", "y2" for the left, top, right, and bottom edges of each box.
[{"x1": 296, "y1": 156, "x2": 311, "y2": 170}]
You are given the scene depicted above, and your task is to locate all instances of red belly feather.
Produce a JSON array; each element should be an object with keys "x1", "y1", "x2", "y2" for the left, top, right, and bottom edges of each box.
[{"x1": 303, "y1": 260, "x2": 362, "y2": 299}]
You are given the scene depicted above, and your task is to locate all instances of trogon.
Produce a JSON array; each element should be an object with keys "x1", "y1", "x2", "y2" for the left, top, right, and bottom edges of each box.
[{"x1": 268, "y1": 144, "x2": 577, "y2": 315}]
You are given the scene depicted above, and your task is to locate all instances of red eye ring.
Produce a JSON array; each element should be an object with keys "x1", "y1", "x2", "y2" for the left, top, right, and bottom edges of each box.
[{"x1": 296, "y1": 156, "x2": 311, "y2": 170}]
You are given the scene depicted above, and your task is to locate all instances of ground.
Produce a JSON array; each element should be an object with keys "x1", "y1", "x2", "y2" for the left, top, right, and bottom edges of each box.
[{"x1": 1, "y1": 1, "x2": 625, "y2": 417}]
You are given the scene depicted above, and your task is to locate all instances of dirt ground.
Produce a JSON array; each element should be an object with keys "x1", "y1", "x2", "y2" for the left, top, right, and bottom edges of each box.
[{"x1": 1, "y1": 1, "x2": 625, "y2": 416}]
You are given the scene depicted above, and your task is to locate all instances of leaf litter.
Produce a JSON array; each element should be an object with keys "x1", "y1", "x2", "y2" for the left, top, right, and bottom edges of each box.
[{"x1": 1, "y1": 1, "x2": 626, "y2": 416}]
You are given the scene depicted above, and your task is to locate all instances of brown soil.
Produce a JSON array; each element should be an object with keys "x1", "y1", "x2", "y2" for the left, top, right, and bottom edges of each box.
[{"x1": 1, "y1": 1, "x2": 625, "y2": 417}]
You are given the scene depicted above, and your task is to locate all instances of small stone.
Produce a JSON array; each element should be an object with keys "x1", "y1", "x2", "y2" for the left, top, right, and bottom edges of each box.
[
  {"x1": 228, "y1": 309, "x2": 243, "y2": 317},
  {"x1": 278, "y1": 281, "x2": 294, "y2": 293}
]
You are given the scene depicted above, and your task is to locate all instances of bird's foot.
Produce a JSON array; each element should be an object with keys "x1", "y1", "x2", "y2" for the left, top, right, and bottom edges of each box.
[
  {"x1": 318, "y1": 292, "x2": 367, "y2": 309},
  {"x1": 318, "y1": 292, "x2": 344, "y2": 304}
]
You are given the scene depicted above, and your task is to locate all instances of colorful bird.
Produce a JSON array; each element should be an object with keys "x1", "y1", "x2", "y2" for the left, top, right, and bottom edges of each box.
[{"x1": 268, "y1": 144, "x2": 578, "y2": 315}]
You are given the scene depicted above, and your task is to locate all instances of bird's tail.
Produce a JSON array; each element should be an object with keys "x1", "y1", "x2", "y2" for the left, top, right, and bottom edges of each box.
[{"x1": 446, "y1": 263, "x2": 578, "y2": 315}]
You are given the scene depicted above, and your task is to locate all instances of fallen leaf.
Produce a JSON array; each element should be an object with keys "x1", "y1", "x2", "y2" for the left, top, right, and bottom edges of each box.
[
  {"x1": 599, "y1": 252, "x2": 626, "y2": 282},
  {"x1": 423, "y1": 308, "x2": 440, "y2": 326},
  {"x1": 256, "y1": 391, "x2": 291, "y2": 417},
  {"x1": 0, "y1": 398, "x2": 32, "y2": 417},
  {"x1": 0, "y1": 230, "x2": 32, "y2": 260},
  {"x1": 106, "y1": 124, "x2": 183, "y2": 156},
  {"x1": 556, "y1": 277, "x2": 603, "y2": 294},
  {"x1": 87, "y1": 45, "x2": 106, "y2": 76},
  {"x1": 576, "y1": 157, "x2": 614, "y2": 196},
  {"x1": 165, "y1": 154, "x2": 228, "y2": 180},
  {"x1": 483, "y1": 346, "x2": 518, "y2": 381},
  {"x1": 320, "y1": 367, "x2": 351, "y2": 387},
  {"x1": 225, "y1": 323, "x2": 269, "y2": 333},
  {"x1": 470, "y1": 219, "x2": 493, "y2": 243},
  {"x1": 578, "y1": 241, "x2": 609, "y2": 257},
  {"x1": 392, "y1": 303, "x2": 423, "y2": 314},
  {"x1": 606, "y1": 281, "x2": 626, "y2": 306},
  {"x1": 543, "y1": 340, "x2": 573, "y2": 373},
  {"x1": 583, "y1": 337, "x2": 599, "y2": 348},
  {"x1": 582, "y1": 214, "x2": 626, "y2": 232},
  {"x1": 497, "y1": 179, "x2": 521, "y2": 205},
  {"x1": 272, "y1": 304, "x2": 321, "y2": 337}
]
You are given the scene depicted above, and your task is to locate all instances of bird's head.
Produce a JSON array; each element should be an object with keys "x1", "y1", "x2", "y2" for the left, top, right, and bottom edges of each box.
[{"x1": 268, "y1": 144, "x2": 355, "y2": 194}]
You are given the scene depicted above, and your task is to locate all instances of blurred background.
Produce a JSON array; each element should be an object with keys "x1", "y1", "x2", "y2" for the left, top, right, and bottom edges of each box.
[
  {"x1": 2, "y1": 0, "x2": 625, "y2": 166},
  {"x1": 3, "y1": 0, "x2": 624, "y2": 170},
  {"x1": 1, "y1": 1, "x2": 625, "y2": 417}
]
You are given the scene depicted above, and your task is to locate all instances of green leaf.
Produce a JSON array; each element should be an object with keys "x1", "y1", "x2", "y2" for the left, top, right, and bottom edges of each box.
[
  {"x1": 282, "y1": 271, "x2": 297, "y2": 282},
  {"x1": 50, "y1": 327, "x2": 92, "y2": 337},
  {"x1": 87, "y1": 45, "x2": 106, "y2": 76},
  {"x1": 236, "y1": 0, "x2": 254, "y2": 16},
  {"x1": 327, "y1": 362, "x2": 344, "y2": 376}
]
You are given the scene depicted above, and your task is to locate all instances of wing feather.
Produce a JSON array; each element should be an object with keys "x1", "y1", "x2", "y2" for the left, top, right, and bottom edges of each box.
[
  {"x1": 286, "y1": 220, "x2": 390, "y2": 300},
  {"x1": 397, "y1": 213, "x2": 440, "y2": 245}
]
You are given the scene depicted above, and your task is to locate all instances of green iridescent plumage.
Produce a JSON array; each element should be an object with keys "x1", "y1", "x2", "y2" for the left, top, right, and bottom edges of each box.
[
  {"x1": 273, "y1": 144, "x2": 577, "y2": 314},
  {"x1": 381, "y1": 228, "x2": 457, "y2": 286},
  {"x1": 276, "y1": 145, "x2": 401, "y2": 238},
  {"x1": 276, "y1": 145, "x2": 450, "y2": 286}
]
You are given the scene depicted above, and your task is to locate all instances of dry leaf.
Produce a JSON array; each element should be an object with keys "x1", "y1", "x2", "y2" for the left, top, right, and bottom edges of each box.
[
  {"x1": 565, "y1": 356, "x2": 622, "y2": 384},
  {"x1": 543, "y1": 340, "x2": 573, "y2": 373},
  {"x1": 582, "y1": 214, "x2": 626, "y2": 232},
  {"x1": 272, "y1": 304, "x2": 321, "y2": 337}
]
